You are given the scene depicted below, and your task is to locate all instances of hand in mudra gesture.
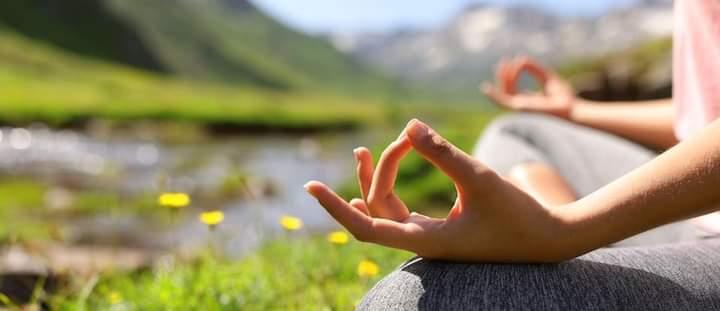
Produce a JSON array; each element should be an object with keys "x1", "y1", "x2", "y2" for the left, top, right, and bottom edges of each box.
[
  {"x1": 305, "y1": 119, "x2": 578, "y2": 263},
  {"x1": 482, "y1": 57, "x2": 576, "y2": 119}
]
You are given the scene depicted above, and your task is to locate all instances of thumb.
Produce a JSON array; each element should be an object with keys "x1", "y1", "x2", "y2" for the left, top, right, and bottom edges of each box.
[
  {"x1": 406, "y1": 119, "x2": 482, "y2": 188},
  {"x1": 481, "y1": 83, "x2": 509, "y2": 107}
]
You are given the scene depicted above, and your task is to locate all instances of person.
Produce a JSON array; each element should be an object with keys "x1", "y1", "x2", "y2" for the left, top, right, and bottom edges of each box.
[{"x1": 305, "y1": 1, "x2": 720, "y2": 309}]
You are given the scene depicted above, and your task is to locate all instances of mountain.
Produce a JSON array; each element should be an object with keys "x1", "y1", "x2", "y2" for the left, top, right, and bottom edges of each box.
[
  {"x1": 330, "y1": 0, "x2": 673, "y2": 99},
  {"x1": 0, "y1": 0, "x2": 395, "y2": 96}
]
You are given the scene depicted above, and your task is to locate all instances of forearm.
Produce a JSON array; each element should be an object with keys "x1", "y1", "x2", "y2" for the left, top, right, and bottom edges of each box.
[
  {"x1": 570, "y1": 98, "x2": 677, "y2": 149},
  {"x1": 559, "y1": 118, "x2": 720, "y2": 256}
]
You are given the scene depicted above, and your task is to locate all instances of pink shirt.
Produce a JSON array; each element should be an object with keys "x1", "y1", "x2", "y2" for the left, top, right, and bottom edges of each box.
[
  {"x1": 673, "y1": 0, "x2": 720, "y2": 140},
  {"x1": 673, "y1": 1, "x2": 720, "y2": 234}
]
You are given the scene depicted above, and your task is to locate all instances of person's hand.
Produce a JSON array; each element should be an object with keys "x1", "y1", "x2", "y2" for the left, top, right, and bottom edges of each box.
[
  {"x1": 482, "y1": 56, "x2": 576, "y2": 119},
  {"x1": 305, "y1": 119, "x2": 582, "y2": 263}
]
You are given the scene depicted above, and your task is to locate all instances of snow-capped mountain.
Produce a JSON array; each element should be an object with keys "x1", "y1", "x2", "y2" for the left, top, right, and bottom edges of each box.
[{"x1": 329, "y1": 0, "x2": 673, "y2": 94}]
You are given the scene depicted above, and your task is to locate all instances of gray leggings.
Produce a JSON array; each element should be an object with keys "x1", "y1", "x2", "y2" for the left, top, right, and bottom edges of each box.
[{"x1": 359, "y1": 113, "x2": 720, "y2": 310}]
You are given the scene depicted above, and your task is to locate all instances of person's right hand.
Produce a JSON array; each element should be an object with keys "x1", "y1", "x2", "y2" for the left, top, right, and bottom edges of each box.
[
  {"x1": 305, "y1": 120, "x2": 587, "y2": 263},
  {"x1": 481, "y1": 57, "x2": 576, "y2": 119}
]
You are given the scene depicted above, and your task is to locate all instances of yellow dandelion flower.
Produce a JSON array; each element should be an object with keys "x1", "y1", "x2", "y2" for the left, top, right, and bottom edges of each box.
[
  {"x1": 327, "y1": 231, "x2": 349, "y2": 245},
  {"x1": 158, "y1": 192, "x2": 190, "y2": 208},
  {"x1": 279, "y1": 215, "x2": 303, "y2": 231},
  {"x1": 357, "y1": 259, "x2": 379, "y2": 278},
  {"x1": 108, "y1": 291, "x2": 122, "y2": 305},
  {"x1": 199, "y1": 210, "x2": 225, "y2": 228}
]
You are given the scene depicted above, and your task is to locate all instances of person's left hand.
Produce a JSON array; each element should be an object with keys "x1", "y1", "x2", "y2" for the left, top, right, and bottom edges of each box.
[
  {"x1": 482, "y1": 57, "x2": 576, "y2": 119},
  {"x1": 305, "y1": 119, "x2": 583, "y2": 263}
]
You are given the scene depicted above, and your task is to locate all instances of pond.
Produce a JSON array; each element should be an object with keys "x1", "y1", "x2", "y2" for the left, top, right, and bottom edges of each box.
[{"x1": 0, "y1": 126, "x2": 375, "y2": 257}]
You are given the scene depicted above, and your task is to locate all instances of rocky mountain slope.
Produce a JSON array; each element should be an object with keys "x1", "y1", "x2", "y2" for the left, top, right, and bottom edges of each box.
[{"x1": 331, "y1": 0, "x2": 673, "y2": 98}]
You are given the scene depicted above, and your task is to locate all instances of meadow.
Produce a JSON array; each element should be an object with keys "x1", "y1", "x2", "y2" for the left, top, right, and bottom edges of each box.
[
  {"x1": 0, "y1": 28, "x2": 384, "y2": 131},
  {"x1": 0, "y1": 110, "x2": 496, "y2": 309},
  {"x1": 0, "y1": 0, "x2": 675, "y2": 308},
  {"x1": 0, "y1": 26, "x2": 500, "y2": 310},
  {"x1": 49, "y1": 236, "x2": 412, "y2": 310}
]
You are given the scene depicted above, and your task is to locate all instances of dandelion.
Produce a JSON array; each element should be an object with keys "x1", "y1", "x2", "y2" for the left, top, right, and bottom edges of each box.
[
  {"x1": 357, "y1": 259, "x2": 379, "y2": 278},
  {"x1": 199, "y1": 210, "x2": 225, "y2": 229},
  {"x1": 157, "y1": 192, "x2": 191, "y2": 208},
  {"x1": 279, "y1": 215, "x2": 303, "y2": 231},
  {"x1": 327, "y1": 231, "x2": 349, "y2": 245},
  {"x1": 107, "y1": 291, "x2": 122, "y2": 305}
]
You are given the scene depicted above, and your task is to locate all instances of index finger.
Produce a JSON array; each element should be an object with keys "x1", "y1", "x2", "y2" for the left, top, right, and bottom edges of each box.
[
  {"x1": 368, "y1": 134, "x2": 412, "y2": 200},
  {"x1": 305, "y1": 181, "x2": 426, "y2": 251},
  {"x1": 406, "y1": 119, "x2": 485, "y2": 189},
  {"x1": 496, "y1": 58, "x2": 511, "y2": 94},
  {"x1": 354, "y1": 147, "x2": 374, "y2": 201},
  {"x1": 506, "y1": 57, "x2": 549, "y2": 94}
]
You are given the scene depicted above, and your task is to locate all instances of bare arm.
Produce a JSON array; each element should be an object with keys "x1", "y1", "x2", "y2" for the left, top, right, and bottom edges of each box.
[
  {"x1": 483, "y1": 57, "x2": 678, "y2": 150},
  {"x1": 571, "y1": 98, "x2": 677, "y2": 150},
  {"x1": 560, "y1": 117, "x2": 720, "y2": 255}
]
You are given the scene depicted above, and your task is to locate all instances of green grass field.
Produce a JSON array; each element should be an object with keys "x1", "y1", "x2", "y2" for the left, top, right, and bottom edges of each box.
[
  {"x1": 0, "y1": 0, "x2": 397, "y2": 96},
  {"x1": 0, "y1": 111, "x2": 497, "y2": 309},
  {"x1": 43, "y1": 236, "x2": 411, "y2": 310},
  {"x1": 0, "y1": 178, "x2": 187, "y2": 243},
  {"x1": 0, "y1": 28, "x2": 387, "y2": 131},
  {"x1": 0, "y1": 177, "x2": 412, "y2": 309}
]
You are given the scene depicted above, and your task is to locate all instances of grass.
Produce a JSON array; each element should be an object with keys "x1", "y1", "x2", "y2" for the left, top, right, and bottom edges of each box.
[
  {"x1": 0, "y1": 179, "x2": 52, "y2": 242},
  {"x1": 0, "y1": 0, "x2": 398, "y2": 96},
  {"x1": 109, "y1": 0, "x2": 399, "y2": 95},
  {"x1": 0, "y1": 110, "x2": 498, "y2": 309},
  {"x1": 48, "y1": 236, "x2": 411, "y2": 310},
  {"x1": 0, "y1": 24, "x2": 497, "y2": 210},
  {"x1": 0, "y1": 177, "x2": 414, "y2": 310},
  {"x1": 0, "y1": 28, "x2": 385, "y2": 131},
  {"x1": 0, "y1": 177, "x2": 216, "y2": 242},
  {"x1": 0, "y1": 17, "x2": 499, "y2": 309}
]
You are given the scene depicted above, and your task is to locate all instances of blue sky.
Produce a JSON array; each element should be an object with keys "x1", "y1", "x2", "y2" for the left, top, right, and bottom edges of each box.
[{"x1": 251, "y1": 0, "x2": 637, "y2": 33}]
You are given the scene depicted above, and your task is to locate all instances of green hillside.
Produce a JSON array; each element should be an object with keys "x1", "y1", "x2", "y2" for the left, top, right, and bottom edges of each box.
[
  {"x1": 0, "y1": 27, "x2": 383, "y2": 130},
  {"x1": 0, "y1": 0, "x2": 397, "y2": 96}
]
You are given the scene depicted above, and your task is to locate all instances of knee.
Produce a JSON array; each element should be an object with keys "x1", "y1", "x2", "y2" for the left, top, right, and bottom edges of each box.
[
  {"x1": 473, "y1": 113, "x2": 570, "y2": 156},
  {"x1": 360, "y1": 255, "x2": 715, "y2": 311},
  {"x1": 358, "y1": 269, "x2": 425, "y2": 310},
  {"x1": 360, "y1": 259, "x2": 527, "y2": 310},
  {"x1": 360, "y1": 258, "x2": 504, "y2": 310},
  {"x1": 471, "y1": 113, "x2": 549, "y2": 161},
  {"x1": 478, "y1": 113, "x2": 558, "y2": 142}
]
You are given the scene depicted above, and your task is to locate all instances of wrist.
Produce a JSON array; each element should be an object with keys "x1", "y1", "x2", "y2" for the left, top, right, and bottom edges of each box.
[
  {"x1": 546, "y1": 201, "x2": 600, "y2": 260},
  {"x1": 567, "y1": 98, "x2": 595, "y2": 122}
]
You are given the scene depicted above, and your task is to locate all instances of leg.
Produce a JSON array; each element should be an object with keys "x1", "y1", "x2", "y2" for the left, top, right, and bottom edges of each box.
[
  {"x1": 359, "y1": 239, "x2": 720, "y2": 310},
  {"x1": 472, "y1": 113, "x2": 658, "y2": 197},
  {"x1": 475, "y1": 114, "x2": 582, "y2": 206},
  {"x1": 507, "y1": 162, "x2": 576, "y2": 206}
]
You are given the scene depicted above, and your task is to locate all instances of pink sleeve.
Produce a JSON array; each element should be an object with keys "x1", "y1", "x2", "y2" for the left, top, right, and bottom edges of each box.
[{"x1": 673, "y1": 0, "x2": 720, "y2": 140}]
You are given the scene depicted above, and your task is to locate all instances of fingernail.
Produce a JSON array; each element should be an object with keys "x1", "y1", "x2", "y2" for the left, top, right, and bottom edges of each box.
[
  {"x1": 352, "y1": 147, "x2": 361, "y2": 161},
  {"x1": 407, "y1": 119, "x2": 429, "y2": 139},
  {"x1": 303, "y1": 181, "x2": 312, "y2": 192}
]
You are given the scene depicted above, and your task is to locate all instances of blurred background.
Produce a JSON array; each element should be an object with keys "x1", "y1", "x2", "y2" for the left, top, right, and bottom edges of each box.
[{"x1": 0, "y1": 0, "x2": 671, "y2": 309}]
